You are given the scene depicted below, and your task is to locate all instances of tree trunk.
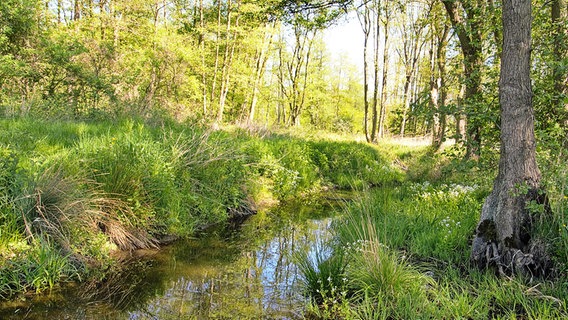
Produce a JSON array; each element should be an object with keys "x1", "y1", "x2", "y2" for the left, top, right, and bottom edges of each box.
[
  {"x1": 552, "y1": 0, "x2": 567, "y2": 124},
  {"x1": 378, "y1": 8, "x2": 390, "y2": 139},
  {"x1": 217, "y1": 0, "x2": 241, "y2": 125},
  {"x1": 73, "y1": 0, "x2": 81, "y2": 20},
  {"x1": 199, "y1": 0, "x2": 207, "y2": 117},
  {"x1": 356, "y1": 2, "x2": 372, "y2": 142},
  {"x1": 432, "y1": 24, "x2": 450, "y2": 149},
  {"x1": 248, "y1": 23, "x2": 274, "y2": 124},
  {"x1": 210, "y1": 0, "x2": 222, "y2": 114},
  {"x1": 370, "y1": 0, "x2": 380, "y2": 142},
  {"x1": 398, "y1": 6, "x2": 427, "y2": 139},
  {"x1": 280, "y1": 19, "x2": 316, "y2": 127},
  {"x1": 442, "y1": 0, "x2": 483, "y2": 160},
  {"x1": 429, "y1": 35, "x2": 440, "y2": 145},
  {"x1": 471, "y1": 0, "x2": 551, "y2": 276},
  {"x1": 455, "y1": 84, "x2": 467, "y2": 143}
]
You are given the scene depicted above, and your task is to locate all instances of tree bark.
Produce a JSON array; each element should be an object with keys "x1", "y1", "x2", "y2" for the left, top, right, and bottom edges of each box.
[
  {"x1": 210, "y1": 0, "x2": 223, "y2": 115},
  {"x1": 217, "y1": 0, "x2": 239, "y2": 125},
  {"x1": 398, "y1": 4, "x2": 427, "y2": 138},
  {"x1": 471, "y1": 0, "x2": 551, "y2": 276},
  {"x1": 73, "y1": 0, "x2": 81, "y2": 20}
]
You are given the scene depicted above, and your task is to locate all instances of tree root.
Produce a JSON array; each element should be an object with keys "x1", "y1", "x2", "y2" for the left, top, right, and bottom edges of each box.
[{"x1": 473, "y1": 236, "x2": 552, "y2": 279}]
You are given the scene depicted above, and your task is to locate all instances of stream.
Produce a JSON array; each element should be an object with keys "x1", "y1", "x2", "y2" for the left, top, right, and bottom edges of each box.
[{"x1": 0, "y1": 196, "x2": 344, "y2": 319}]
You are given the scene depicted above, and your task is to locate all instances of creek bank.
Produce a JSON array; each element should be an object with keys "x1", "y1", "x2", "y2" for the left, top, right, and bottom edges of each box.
[{"x1": 0, "y1": 119, "x2": 402, "y2": 299}]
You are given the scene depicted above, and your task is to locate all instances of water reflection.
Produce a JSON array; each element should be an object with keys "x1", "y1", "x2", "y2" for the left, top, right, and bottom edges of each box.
[
  {"x1": 0, "y1": 198, "x2": 341, "y2": 319},
  {"x1": 128, "y1": 217, "x2": 334, "y2": 319}
]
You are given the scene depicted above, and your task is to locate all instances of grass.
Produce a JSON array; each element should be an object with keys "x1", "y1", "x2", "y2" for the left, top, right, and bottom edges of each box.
[
  {"x1": 3, "y1": 115, "x2": 566, "y2": 318},
  {"x1": 297, "y1": 142, "x2": 568, "y2": 319},
  {"x1": 0, "y1": 117, "x2": 397, "y2": 299}
]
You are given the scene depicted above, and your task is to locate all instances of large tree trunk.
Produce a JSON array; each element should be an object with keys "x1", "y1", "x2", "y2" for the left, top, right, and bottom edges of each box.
[{"x1": 471, "y1": 0, "x2": 550, "y2": 276}]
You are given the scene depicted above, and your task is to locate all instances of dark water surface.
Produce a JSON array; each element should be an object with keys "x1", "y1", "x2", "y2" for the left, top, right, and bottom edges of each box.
[{"x1": 0, "y1": 197, "x2": 344, "y2": 319}]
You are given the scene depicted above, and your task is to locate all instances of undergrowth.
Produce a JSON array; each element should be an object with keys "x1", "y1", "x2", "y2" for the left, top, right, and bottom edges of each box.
[
  {"x1": 0, "y1": 117, "x2": 398, "y2": 298},
  {"x1": 298, "y1": 140, "x2": 568, "y2": 319}
]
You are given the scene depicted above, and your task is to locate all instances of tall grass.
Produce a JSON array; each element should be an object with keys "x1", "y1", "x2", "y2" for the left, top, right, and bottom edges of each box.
[
  {"x1": 0, "y1": 117, "x2": 395, "y2": 298},
  {"x1": 0, "y1": 239, "x2": 77, "y2": 298},
  {"x1": 299, "y1": 170, "x2": 568, "y2": 319}
]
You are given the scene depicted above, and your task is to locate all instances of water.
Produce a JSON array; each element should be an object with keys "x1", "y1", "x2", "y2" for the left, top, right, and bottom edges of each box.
[{"x1": 0, "y1": 197, "x2": 343, "y2": 319}]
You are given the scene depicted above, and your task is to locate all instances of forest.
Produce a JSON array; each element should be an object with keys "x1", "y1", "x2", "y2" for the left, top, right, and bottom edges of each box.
[{"x1": 0, "y1": 0, "x2": 567, "y2": 318}]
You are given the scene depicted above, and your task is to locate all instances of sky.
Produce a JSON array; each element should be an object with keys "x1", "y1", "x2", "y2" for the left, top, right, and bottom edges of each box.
[{"x1": 323, "y1": 13, "x2": 365, "y2": 72}]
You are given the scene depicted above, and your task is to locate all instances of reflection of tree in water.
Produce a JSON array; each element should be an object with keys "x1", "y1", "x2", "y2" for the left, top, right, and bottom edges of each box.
[
  {"x1": 0, "y1": 195, "x2": 343, "y2": 319},
  {"x1": 126, "y1": 199, "x2": 338, "y2": 319}
]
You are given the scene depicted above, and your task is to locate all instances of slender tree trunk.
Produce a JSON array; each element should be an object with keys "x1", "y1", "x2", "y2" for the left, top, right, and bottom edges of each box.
[
  {"x1": 455, "y1": 84, "x2": 467, "y2": 143},
  {"x1": 73, "y1": 0, "x2": 81, "y2": 20},
  {"x1": 399, "y1": 16, "x2": 426, "y2": 138},
  {"x1": 199, "y1": 0, "x2": 208, "y2": 117},
  {"x1": 356, "y1": 2, "x2": 372, "y2": 142},
  {"x1": 295, "y1": 30, "x2": 316, "y2": 127},
  {"x1": 400, "y1": 73, "x2": 411, "y2": 137},
  {"x1": 277, "y1": 36, "x2": 286, "y2": 125},
  {"x1": 217, "y1": 0, "x2": 240, "y2": 125},
  {"x1": 282, "y1": 21, "x2": 315, "y2": 127},
  {"x1": 378, "y1": 10, "x2": 389, "y2": 139},
  {"x1": 552, "y1": 0, "x2": 568, "y2": 124},
  {"x1": 429, "y1": 35, "x2": 440, "y2": 142},
  {"x1": 370, "y1": 2, "x2": 380, "y2": 142},
  {"x1": 432, "y1": 25, "x2": 450, "y2": 149},
  {"x1": 471, "y1": 0, "x2": 551, "y2": 276},
  {"x1": 211, "y1": 0, "x2": 222, "y2": 112},
  {"x1": 248, "y1": 23, "x2": 274, "y2": 124},
  {"x1": 57, "y1": 0, "x2": 62, "y2": 23}
]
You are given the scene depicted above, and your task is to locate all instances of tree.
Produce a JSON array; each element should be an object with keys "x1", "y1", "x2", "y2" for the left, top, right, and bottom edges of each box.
[
  {"x1": 377, "y1": 1, "x2": 392, "y2": 139},
  {"x1": 354, "y1": 0, "x2": 382, "y2": 142},
  {"x1": 354, "y1": 0, "x2": 374, "y2": 142},
  {"x1": 429, "y1": 3, "x2": 450, "y2": 149},
  {"x1": 277, "y1": 2, "x2": 341, "y2": 127},
  {"x1": 471, "y1": 0, "x2": 550, "y2": 275},
  {"x1": 552, "y1": 0, "x2": 567, "y2": 124},
  {"x1": 397, "y1": 1, "x2": 429, "y2": 138},
  {"x1": 441, "y1": 0, "x2": 484, "y2": 160}
]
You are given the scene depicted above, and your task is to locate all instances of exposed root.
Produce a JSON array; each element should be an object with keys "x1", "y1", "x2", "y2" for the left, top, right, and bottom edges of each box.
[{"x1": 472, "y1": 236, "x2": 552, "y2": 279}]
